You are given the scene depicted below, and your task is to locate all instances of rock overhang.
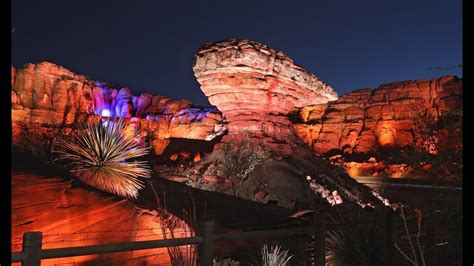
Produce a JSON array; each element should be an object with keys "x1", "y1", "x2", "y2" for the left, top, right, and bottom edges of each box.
[{"x1": 193, "y1": 39, "x2": 338, "y2": 110}]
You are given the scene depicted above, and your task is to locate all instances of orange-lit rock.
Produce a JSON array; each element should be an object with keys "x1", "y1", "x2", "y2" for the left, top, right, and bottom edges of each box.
[
  {"x1": 193, "y1": 152, "x2": 201, "y2": 162},
  {"x1": 193, "y1": 39, "x2": 338, "y2": 155},
  {"x1": 11, "y1": 62, "x2": 224, "y2": 156},
  {"x1": 12, "y1": 173, "x2": 173, "y2": 265},
  {"x1": 180, "y1": 151, "x2": 191, "y2": 159},
  {"x1": 203, "y1": 175, "x2": 220, "y2": 182},
  {"x1": 294, "y1": 76, "x2": 462, "y2": 155},
  {"x1": 169, "y1": 153, "x2": 179, "y2": 161},
  {"x1": 13, "y1": 61, "x2": 461, "y2": 160},
  {"x1": 344, "y1": 161, "x2": 386, "y2": 177},
  {"x1": 384, "y1": 164, "x2": 413, "y2": 178},
  {"x1": 422, "y1": 163, "x2": 433, "y2": 172}
]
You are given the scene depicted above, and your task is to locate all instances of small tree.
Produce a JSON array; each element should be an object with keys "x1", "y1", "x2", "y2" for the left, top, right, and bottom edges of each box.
[
  {"x1": 220, "y1": 135, "x2": 270, "y2": 195},
  {"x1": 410, "y1": 108, "x2": 463, "y2": 181},
  {"x1": 394, "y1": 207, "x2": 426, "y2": 266},
  {"x1": 413, "y1": 109, "x2": 462, "y2": 155}
]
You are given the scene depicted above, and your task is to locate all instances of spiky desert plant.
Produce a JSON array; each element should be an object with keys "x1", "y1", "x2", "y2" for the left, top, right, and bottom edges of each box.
[
  {"x1": 54, "y1": 118, "x2": 151, "y2": 198},
  {"x1": 261, "y1": 245, "x2": 292, "y2": 266}
]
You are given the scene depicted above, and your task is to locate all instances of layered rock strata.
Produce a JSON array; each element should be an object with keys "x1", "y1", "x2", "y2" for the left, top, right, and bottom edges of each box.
[
  {"x1": 193, "y1": 39, "x2": 338, "y2": 155},
  {"x1": 188, "y1": 40, "x2": 397, "y2": 210},
  {"x1": 294, "y1": 75, "x2": 462, "y2": 155},
  {"x1": 12, "y1": 62, "x2": 462, "y2": 159},
  {"x1": 11, "y1": 62, "x2": 224, "y2": 156},
  {"x1": 12, "y1": 173, "x2": 172, "y2": 265}
]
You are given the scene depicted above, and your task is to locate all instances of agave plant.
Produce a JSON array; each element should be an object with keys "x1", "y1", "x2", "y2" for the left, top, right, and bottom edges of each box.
[
  {"x1": 54, "y1": 118, "x2": 151, "y2": 198},
  {"x1": 262, "y1": 244, "x2": 292, "y2": 266}
]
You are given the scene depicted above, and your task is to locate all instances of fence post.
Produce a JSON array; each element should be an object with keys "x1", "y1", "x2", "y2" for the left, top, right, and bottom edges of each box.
[
  {"x1": 199, "y1": 220, "x2": 215, "y2": 266},
  {"x1": 314, "y1": 210, "x2": 326, "y2": 266},
  {"x1": 22, "y1": 232, "x2": 42, "y2": 266},
  {"x1": 426, "y1": 211, "x2": 438, "y2": 266},
  {"x1": 383, "y1": 209, "x2": 393, "y2": 266}
]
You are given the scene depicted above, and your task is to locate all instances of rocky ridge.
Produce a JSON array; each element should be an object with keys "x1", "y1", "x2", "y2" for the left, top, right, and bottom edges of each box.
[
  {"x1": 12, "y1": 62, "x2": 224, "y2": 156},
  {"x1": 294, "y1": 75, "x2": 462, "y2": 155}
]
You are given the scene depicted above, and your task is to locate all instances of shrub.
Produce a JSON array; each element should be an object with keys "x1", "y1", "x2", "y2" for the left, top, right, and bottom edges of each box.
[
  {"x1": 220, "y1": 135, "x2": 270, "y2": 195},
  {"x1": 54, "y1": 118, "x2": 151, "y2": 198}
]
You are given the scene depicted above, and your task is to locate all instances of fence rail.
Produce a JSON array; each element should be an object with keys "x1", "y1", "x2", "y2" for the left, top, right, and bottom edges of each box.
[{"x1": 12, "y1": 210, "x2": 433, "y2": 266}]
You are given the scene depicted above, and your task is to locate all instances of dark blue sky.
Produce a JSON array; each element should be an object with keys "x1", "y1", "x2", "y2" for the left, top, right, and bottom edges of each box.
[{"x1": 12, "y1": 0, "x2": 462, "y2": 106}]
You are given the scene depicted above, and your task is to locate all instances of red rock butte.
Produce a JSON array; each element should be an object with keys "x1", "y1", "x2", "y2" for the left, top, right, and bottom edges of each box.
[{"x1": 193, "y1": 39, "x2": 338, "y2": 155}]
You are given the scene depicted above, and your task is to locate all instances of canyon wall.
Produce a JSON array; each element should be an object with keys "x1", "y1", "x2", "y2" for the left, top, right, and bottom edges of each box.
[
  {"x1": 11, "y1": 62, "x2": 462, "y2": 159},
  {"x1": 11, "y1": 62, "x2": 224, "y2": 157},
  {"x1": 294, "y1": 75, "x2": 462, "y2": 156}
]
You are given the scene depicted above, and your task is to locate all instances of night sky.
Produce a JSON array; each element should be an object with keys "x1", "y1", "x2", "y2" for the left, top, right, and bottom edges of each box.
[{"x1": 12, "y1": 0, "x2": 462, "y2": 106}]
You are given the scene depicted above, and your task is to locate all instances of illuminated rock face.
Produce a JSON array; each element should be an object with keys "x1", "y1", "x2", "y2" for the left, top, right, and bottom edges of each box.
[
  {"x1": 12, "y1": 173, "x2": 172, "y2": 265},
  {"x1": 11, "y1": 62, "x2": 223, "y2": 156},
  {"x1": 294, "y1": 76, "x2": 463, "y2": 155},
  {"x1": 193, "y1": 39, "x2": 338, "y2": 155},
  {"x1": 12, "y1": 61, "x2": 461, "y2": 159}
]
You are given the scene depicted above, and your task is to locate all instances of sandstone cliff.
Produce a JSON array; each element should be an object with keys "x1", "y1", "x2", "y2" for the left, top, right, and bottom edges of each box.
[
  {"x1": 294, "y1": 75, "x2": 462, "y2": 156},
  {"x1": 11, "y1": 62, "x2": 224, "y2": 157},
  {"x1": 12, "y1": 62, "x2": 462, "y2": 159}
]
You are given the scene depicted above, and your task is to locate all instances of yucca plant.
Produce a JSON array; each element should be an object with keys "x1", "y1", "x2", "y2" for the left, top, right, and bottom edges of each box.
[
  {"x1": 262, "y1": 245, "x2": 292, "y2": 266},
  {"x1": 54, "y1": 118, "x2": 151, "y2": 198}
]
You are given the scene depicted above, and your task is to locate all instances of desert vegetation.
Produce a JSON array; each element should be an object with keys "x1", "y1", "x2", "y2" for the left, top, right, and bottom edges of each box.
[
  {"x1": 220, "y1": 136, "x2": 271, "y2": 195},
  {"x1": 261, "y1": 244, "x2": 293, "y2": 266},
  {"x1": 53, "y1": 118, "x2": 152, "y2": 198}
]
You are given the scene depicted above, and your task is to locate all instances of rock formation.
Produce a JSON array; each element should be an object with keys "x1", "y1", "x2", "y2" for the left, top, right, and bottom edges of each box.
[
  {"x1": 294, "y1": 75, "x2": 462, "y2": 155},
  {"x1": 11, "y1": 62, "x2": 224, "y2": 156},
  {"x1": 193, "y1": 39, "x2": 338, "y2": 155},
  {"x1": 11, "y1": 42, "x2": 461, "y2": 210},
  {"x1": 187, "y1": 40, "x2": 397, "y2": 210},
  {"x1": 12, "y1": 61, "x2": 462, "y2": 160},
  {"x1": 12, "y1": 173, "x2": 172, "y2": 265}
]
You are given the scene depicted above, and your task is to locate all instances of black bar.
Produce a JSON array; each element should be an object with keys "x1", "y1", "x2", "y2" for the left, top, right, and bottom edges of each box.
[
  {"x1": 40, "y1": 236, "x2": 203, "y2": 259},
  {"x1": 314, "y1": 211, "x2": 326, "y2": 266},
  {"x1": 383, "y1": 209, "x2": 393, "y2": 266}
]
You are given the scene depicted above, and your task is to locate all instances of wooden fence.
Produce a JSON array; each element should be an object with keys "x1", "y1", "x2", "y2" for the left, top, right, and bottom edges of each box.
[{"x1": 11, "y1": 210, "x2": 430, "y2": 266}]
